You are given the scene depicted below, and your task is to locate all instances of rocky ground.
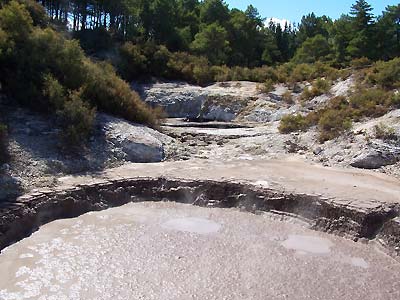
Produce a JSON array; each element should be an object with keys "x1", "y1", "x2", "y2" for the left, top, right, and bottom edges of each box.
[
  {"x1": 1, "y1": 77, "x2": 399, "y2": 201},
  {"x1": 151, "y1": 78, "x2": 400, "y2": 177},
  {"x1": 0, "y1": 102, "x2": 174, "y2": 199}
]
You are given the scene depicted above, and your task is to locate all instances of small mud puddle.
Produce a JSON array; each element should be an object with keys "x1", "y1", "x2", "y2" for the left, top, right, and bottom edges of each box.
[
  {"x1": 281, "y1": 234, "x2": 334, "y2": 254},
  {"x1": 162, "y1": 217, "x2": 221, "y2": 234}
]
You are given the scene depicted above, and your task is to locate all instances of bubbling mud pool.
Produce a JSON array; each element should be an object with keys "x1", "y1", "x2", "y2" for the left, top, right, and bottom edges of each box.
[{"x1": 0, "y1": 202, "x2": 399, "y2": 300}]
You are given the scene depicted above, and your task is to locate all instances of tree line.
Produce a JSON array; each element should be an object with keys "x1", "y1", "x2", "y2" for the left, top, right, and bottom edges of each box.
[{"x1": 30, "y1": 0, "x2": 400, "y2": 67}]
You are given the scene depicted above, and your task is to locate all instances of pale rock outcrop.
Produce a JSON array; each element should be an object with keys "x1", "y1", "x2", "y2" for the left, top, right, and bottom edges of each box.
[
  {"x1": 134, "y1": 81, "x2": 257, "y2": 121},
  {"x1": 99, "y1": 114, "x2": 172, "y2": 163}
]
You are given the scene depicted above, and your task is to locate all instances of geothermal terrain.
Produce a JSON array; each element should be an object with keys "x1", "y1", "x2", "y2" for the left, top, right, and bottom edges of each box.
[
  {"x1": 1, "y1": 78, "x2": 400, "y2": 299},
  {"x1": 1, "y1": 77, "x2": 399, "y2": 197}
]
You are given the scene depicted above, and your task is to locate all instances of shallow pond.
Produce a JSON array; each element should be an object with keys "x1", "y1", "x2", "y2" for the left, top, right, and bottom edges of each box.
[{"x1": 0, "y1": 202, "x2": 399, "y2": 300}]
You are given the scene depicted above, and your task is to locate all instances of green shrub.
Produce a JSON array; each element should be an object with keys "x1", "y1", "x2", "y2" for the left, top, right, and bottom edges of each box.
[
  {"x1": 282, "y1": 91, "x2": 294, "y2": 105},
  {"x1": 350, "y1": 57, "x2": 372, "y2": 69},
  {"x1": 289, "y1": 63, "x2": 314, "y2": 83},
  {"x1": 151, "y1": 45, "x2": 173, "y2": 77},
  {"x1": 83, "y1": 61, "x2": 157, "y2": 126},
  {"x1": 0, "y1": 0, "x2": 33, "y2": 41},
  {"x1": 211, "y1": 65, "x2": 231, "y2": 82},
  {"x1": 0, "y1": 1, "x2": 158, "y2": 130},
  {"x1": 117, "y1": 43, "x2": 283, "y2": 85},
  {"x1": 258, "y1": 79, "x2": 275, "y2": 93},
  {"x1": 57, "y1": 91, "x2": 96, "y2": 149},
  {"x1": 392, "y1": 92, "x2": 400, "y2": 107},
  {"x1": 278, "y1": 114, "x2": 310, "y2": 133},
  {"x1": 373, "y1": 123, "x2": 397, "y2": 141},
  {"x1": 166, "y1": 51, "x2": 213, "y2": 85},
  {"x1": 193, "y1": 63, "x2": 214, "y2": 85},
  {"x1": 288, "y1": 62, "x2": 340, "y2": 84},
  {"x1": 0, "y1": 123, "x2": 8, "y2": 164},
  {"x1": 318, "y1": 109, "x2": 352, "y2": 142},
  {"x1": 41, "y1": 73, "x2": 66, "y2": 110},
  {"x1": 250, "y1": 66, "x2": 278, "y2": 83},
  {"x1": 74, "y1": 27, "x2": 113, "y2": 54},
  {"x1": 276, "y1": 63, "x2": 292, "y2": 83},
  {"x1": 366, "y1": 58, "x2": 400, "y2": 89},
  {"x1": 301, "y1": 78, "x2": 331, "y2": 100},
  {"x1": 349, "y1": 88, "x2": 391, "y2": 118},
  {"x1": 278, "y1": 95, "x2": 357, "y2": 142},
  {"x1": 279, "y1": 87, "x2": 397, "y2": 143},
  {"x1": 118, "y1": 42, "x2": 148, "y2": 80}
]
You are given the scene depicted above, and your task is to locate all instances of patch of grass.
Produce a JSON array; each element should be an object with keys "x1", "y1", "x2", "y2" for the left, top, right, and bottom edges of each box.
[
  {"x1": 278, "y1": 114, "x2": 309, "y2": 133},
  {"x1": 258, "y1": 79, "x2": 275, "y2": 93},
  {"x1": 282, "y1": 91, "x2": 294, "y2": 105},
  {"x1": 373, "y1": 123, "x2": 397, "y2": 141}
]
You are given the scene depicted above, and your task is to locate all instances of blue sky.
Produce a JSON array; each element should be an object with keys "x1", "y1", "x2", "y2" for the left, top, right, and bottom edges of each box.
[{"x1": 225, "y1": 0, "x2": 399, "y2": 24}]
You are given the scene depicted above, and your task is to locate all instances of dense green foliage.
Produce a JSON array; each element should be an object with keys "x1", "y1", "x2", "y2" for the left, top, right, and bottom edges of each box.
[
  {"x1": 0, "y1": 0, "x2": 399, "y2": 150},
  {"x1": 13, "y1": 0, "x2": 398, "y2": 72},
  {"x1": 0, "y1": 0, "x2": 157, "y2": 149}
]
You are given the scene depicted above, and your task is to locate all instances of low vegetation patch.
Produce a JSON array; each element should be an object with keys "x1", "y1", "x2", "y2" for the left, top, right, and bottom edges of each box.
[
  {"x1": 278, "y1": 115, "x2": 309, "y2": 133},
  {"x1": 301, "y1": 78, "x2": 331, "y2": 100},
  {"x1": 287, "y1": 62, "x2": 343, "y2": 84},
  {"x1": 0, "y1": 124, "x2": 8, "y2": 164},
  {"x1": 257, "y1": 79, "x2": 275, "y2": 94},
  {"x1": 317, "y1": 110, "x2": 352, "y2": 142},
  {"x1": 118, "y1": 42, "x2": 283, "y2": 85},
  {"x1": 366, "y1": 58, "x2": 400, "y2": 89},
  {"x1": 373, "y1": 123, "x2": 398, "y2": 141},
  {"x1": 280, "y1": 84, "x2": 398, "y2": 142},
  {"x1": 282, "y1": 91, "x2": 294, "y2": 105}
]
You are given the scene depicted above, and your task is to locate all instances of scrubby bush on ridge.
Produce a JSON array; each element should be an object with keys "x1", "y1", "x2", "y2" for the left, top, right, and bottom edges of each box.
[
  {"x1": 373, "y1": 123, "x2": 398, "y2": 141},
  {"x1": 279, "y1": 83, "x2": 399, "y2": 143},
  {"x1": 57, "y1": 91, "x2": 96, "y2": 148},
  {"x1": 301, "y1": 78, "x2": 331, "y2": 101},
  {"x1": 366, "y1": 58, "x2": 400, "y2": 89},
  {"x1": 0, "y1": 1, "x2": 158, "y2": 149}
]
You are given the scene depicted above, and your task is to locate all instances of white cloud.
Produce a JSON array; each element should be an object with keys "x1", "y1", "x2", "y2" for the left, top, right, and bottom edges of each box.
[{"x1": 266, "y1": 17, "x2": 293, "y2": 28}]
